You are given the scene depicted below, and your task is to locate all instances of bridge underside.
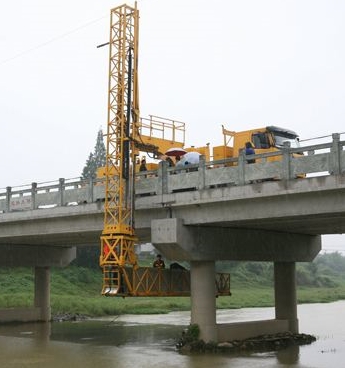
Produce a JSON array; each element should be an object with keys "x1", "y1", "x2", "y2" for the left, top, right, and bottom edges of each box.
[
  {"x1": 0, "y1": 244, "x2": 76, "y2": 267},
  {"x1": 151, "y1": 218, "x2": 321, "y2": 262},
  {"x1": 152, "y1": 218, "x2": 321, "y2": 342}
]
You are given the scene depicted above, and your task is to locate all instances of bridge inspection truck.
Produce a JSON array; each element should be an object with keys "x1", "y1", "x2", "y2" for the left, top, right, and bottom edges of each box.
[{"x1": 98, "y1": 3, "x2": 230, "y2": 298}]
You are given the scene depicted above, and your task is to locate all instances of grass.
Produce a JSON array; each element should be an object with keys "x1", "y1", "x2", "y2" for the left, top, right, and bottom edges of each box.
[
  {"x1": 297, "y1": 285, "x2": 345, "y2": 304},
  {"x1": 1, "y1": 264, "x2": 345, "y2": 317}
]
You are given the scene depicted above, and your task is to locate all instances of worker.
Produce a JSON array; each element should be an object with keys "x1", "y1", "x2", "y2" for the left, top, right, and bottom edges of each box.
[
  {"x1": 160, "y1": 154, "x2": 174, "y2": 167},
  {"x1": 165, "y1": 156, "x2": 175, "y2": 167},
  {"x1": 139, "y1": 157, "x2": 147, "y2": 171},
  {"x1": 245, "y1": 142, "x2": 255, "y2": 164},
  {"x1": 153, "y1": 254, "x2": 165, "y2": 269}
]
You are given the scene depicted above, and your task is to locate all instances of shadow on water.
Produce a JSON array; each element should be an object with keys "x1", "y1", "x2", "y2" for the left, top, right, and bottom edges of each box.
[
  {"x1": 0, "y1": 319, "x2": 184, "y2": 348},
  {"x1": 51, "y1": 320, "x2": 184, "y2": 348}
]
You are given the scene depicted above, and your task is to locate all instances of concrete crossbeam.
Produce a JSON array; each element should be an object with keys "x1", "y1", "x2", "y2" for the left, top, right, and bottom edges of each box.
[
  {"x1": 0, "y1": 245, "x2": 76, "y2": 267},
  {"x1": 151, "y1": 218, "x2": 321, "y2": 262}
]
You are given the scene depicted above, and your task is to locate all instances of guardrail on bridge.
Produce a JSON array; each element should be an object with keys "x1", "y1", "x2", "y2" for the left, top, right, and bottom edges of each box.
[{"x1": 0, "y1": 133, "x2": 344, "y2": 213}]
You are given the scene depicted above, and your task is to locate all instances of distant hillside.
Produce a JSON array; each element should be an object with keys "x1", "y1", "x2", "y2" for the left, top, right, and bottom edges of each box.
[{"x1": 217, "y1": 252, "x2": 345, "y2": 288}]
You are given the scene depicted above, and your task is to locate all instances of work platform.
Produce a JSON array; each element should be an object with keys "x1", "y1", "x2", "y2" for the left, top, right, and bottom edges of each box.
[{"x1": 101, "y1": 266, "x2": 231, "y2": 297}]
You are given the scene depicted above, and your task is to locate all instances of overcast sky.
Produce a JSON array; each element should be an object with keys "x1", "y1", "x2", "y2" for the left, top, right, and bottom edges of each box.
[{"x1": 0, "y1": 0, "x2": 344, "y2": 248}]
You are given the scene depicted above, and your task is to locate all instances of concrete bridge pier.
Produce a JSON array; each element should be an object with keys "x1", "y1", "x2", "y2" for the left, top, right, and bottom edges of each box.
[
  {"x1": 34, "y1": 267, "x2": 51, "y2": 322},
  {"x1": 190, "y1": 261, "x2": 217, "y2": 342},
  {"x1": 0, "y1": 245, "x2": 76, "y2": 323},
  {"x1": 274, "y1": 262, "x2": 298, "y2": 333},
  {"x1": 152, "y1": 218, "x2": 321, "y2": 343},
  {"x1": 190, "y1": 260, "x2": 299, "y2": 342}
]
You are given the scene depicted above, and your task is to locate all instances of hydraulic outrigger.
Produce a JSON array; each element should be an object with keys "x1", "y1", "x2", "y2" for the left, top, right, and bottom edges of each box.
[{"x1": 99, "y1": 3, "x2": 230, "y2": 297}]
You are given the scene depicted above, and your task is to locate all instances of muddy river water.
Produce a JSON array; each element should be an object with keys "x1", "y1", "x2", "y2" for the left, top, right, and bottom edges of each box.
[{"x1": 0, "y1": 301, "x2": 344, "y2": 368}]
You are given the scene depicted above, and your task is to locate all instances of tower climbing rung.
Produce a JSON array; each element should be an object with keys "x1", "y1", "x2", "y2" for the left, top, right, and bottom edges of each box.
[{"x1": 102, "y1": 266, "x2": 122, "y2": 296}]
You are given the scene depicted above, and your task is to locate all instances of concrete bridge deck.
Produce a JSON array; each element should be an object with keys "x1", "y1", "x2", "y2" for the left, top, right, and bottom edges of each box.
[{"x1": 0, "y1": 174, "x2": 343, "y2": 248}]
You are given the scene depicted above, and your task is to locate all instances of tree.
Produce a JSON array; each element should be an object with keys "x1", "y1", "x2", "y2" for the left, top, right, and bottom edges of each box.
[
  {"x1": 81, "y1": 152, "x2": 97, "y2": 180},
  {"x1": 78, "y1": 129, "x2": 106, "y2": 267},
  {"x1": 81, "y1": 129, "x2": 106, "y2": 180},
  {"x1": 93, "y1": 129, "x2": 106, "y2": 169}
]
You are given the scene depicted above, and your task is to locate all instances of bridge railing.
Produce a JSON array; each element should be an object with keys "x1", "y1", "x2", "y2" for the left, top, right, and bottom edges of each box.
[
  {"x1": 0, "y1": 134, "x2": 344, "y2": 213},
  {"x1": 0, "y1": 177, "x2": 105, "y2": 213}
]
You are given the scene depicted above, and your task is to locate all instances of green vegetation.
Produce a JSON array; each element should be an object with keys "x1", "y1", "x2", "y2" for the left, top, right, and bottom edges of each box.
[
  {"x1": 81, "y1": 128, "x2": 106, "y2": 180},
  {"x1": 1, "y1": 252, "x2": 345, "y2": 317}
]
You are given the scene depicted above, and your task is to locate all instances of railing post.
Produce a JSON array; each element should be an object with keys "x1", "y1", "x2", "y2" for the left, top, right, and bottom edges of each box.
[
  {"x1": 198, "y1": 155, "x2": 206, "y2": 190},
  {"x1": 59, "y1": 178, "x2": 65, "y2": 206},
  {"x1": 157, "y1": 160, "x2": 168, "y2": 195},
  {"x1": 31, "y1": 182, "x2": 37, "y2": 210},
  {"x1": 282, "y1": 141, "x2": 292, "y2": 180},
  {"x1": 330, "y1": 133, "x2": 341, "y2": 175},
  {"x1": 88, "y1": 177, "x2": 94, "y2": 203},
  {"x1": 6, "y1": 186, "x2": 11, "y2": 212},
  {"x1": 238, "y1": 150, "x2": 246, "y2": 185}
]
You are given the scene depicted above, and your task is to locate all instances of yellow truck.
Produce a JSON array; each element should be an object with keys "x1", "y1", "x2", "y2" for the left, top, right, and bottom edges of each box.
[
  {"x1": 188, "y1": 125, "x2": 301, "y2": 163},
  {"x1": 97, "y1": 123, "x2": 301, "y2": 179}
]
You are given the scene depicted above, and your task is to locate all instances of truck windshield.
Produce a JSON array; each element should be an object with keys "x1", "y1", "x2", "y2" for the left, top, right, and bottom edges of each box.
[
  {"x1": 273, "y1": 133, "x2": 300, "y2": 148},
  {"x1": 266, "y1": 126, "x2": 300, "y2": 149}
]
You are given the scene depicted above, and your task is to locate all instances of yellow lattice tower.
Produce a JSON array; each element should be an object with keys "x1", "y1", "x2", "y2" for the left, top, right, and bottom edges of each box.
[{"x1": 100, "y1": 3, "x2": 139, "y2": 295}]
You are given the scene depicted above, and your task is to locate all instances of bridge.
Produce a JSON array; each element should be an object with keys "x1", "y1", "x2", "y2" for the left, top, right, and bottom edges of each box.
[{"x1": 0, "y1": 133, "x2": 344, "y2": 342}]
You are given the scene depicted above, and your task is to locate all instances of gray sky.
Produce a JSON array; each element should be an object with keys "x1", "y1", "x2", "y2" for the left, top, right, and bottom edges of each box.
[{"x1": 1, "y1": 0, "x2": 344, "y2": 248}]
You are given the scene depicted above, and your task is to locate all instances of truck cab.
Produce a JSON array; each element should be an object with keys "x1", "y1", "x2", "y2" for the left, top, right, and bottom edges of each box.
[{"x1": 212, "y1": 125, "x2": 301, "y2": 162}]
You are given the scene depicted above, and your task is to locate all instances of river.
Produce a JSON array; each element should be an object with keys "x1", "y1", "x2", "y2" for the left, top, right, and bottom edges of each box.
[{"x1": 0, "y1": 301, "x2": 344, "y2": 368}]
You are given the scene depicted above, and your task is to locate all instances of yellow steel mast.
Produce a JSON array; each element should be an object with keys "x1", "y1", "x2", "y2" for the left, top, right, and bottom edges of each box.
[
  {"x1": 100, "y1": 3, "x2": 139, "y2": 295},
  {"x1": 98, "y1": 3, "x2": 230, "y2": 298}
]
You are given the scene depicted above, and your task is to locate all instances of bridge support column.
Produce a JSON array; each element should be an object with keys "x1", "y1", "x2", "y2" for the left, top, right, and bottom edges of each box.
[
  {"x1": 190, "y1": 261, "x2": 217, "y2": 342},
  {"x1": 34, "y1": 266, "x2": 51, "y2": 322},
  {"x1": 274, "y1": 262, "x2": 298, "y2": 333}
]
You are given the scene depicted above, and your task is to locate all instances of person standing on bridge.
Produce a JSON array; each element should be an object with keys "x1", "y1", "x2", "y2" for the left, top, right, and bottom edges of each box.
[
  {"x1": 245, "y1": 142, "x2": 256, "y2": 164},
  {"x1": 139, "y1": 157, "x2": 147, "y2": 171}
]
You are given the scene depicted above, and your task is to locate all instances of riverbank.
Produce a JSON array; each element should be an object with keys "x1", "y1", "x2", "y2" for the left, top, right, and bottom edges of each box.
[
  {"x1": 51, "y1": 284, "x2": 345, "y2": 317},
  {"x1": 1, "y1": 259, "x2": 345, "y2": 317}
]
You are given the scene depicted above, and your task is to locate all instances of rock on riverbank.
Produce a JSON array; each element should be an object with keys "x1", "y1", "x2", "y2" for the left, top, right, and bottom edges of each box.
[{"x1": 52, "y1": 313, "x2": 88, "y2": 322}]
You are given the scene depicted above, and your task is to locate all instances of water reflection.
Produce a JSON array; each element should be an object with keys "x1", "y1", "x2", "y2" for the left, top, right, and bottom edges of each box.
[
  {"x1": 52, "y1": 320, "x2": 184, "y2": 347},
  {"x1": 276, "y1": 345, "x2": 299, "y2": 364},
  {"x1": 0, "y1": 302, "x2": 344, "y2": 368}
]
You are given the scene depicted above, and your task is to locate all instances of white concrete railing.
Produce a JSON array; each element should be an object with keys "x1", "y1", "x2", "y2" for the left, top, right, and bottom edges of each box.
[{"x1": 0, "y1": 133, "x2": 344, "y2": 213}]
